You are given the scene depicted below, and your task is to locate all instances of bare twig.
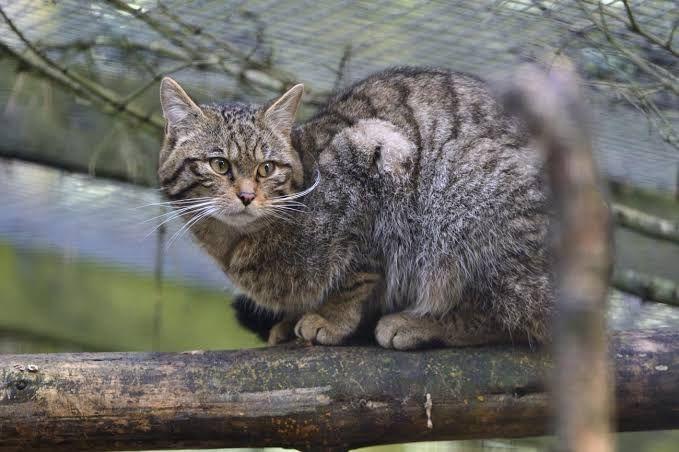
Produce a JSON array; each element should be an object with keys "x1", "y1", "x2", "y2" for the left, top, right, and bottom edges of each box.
[
  {"x1": 0, "y1": 2, "x2": 330, "y2": 136},
  {"x1": 612, "y1": 203, "x2": 679, "y2": 244},
  {"x1": 588, "y1": 1, "x2": 679, "y2": 96},
  {"x1": 0, "y1": 6, "x2": 106, "y2": 96},
  {"x1": 621, "y1": 0, "x2": 639, "y2": 33},
  {"x1": 611, "y1": 81, "x2": 679, "y2": 148},
  {"x1": 121, "y1": 61, "x2": 196, "y2": 105},
  {"x1": 103, "y1": 0, "x2": 297, "y2": 92},
  {"x1": 0, "y1": 5, "x2": 164, "y2": 131},
  {"x1": 667, "y1": 18, "x2": 678, "y2": 49},
  {"x1": 39, "y1": 37, "x2": 191, "y2": 60},
  {"x1": 569, "y1": 0, "x2": 679, "y2": 151},
  {"x1": 2, "y1": 1, "x2": 342, "y2": 142},
  {"x1": 581, "y1": 0, "x2": 678, "y2": 57},
  {"x1": 103, "y1": 0, "x2": 201, "y2": 59},
  {"x1": 154, "y1": 2, "x2": 253, "y2": 66},
  {"x1": 333, "y1": 44, "x2": 353, "y2": 92},
  {"x1": 0, "y1": 39, "x2": 163, "y2": 132}
]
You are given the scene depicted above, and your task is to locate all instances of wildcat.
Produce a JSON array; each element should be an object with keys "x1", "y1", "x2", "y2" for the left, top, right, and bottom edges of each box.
[{"x1": 157, "y1": 67, "x2": 553, "y2": 349}]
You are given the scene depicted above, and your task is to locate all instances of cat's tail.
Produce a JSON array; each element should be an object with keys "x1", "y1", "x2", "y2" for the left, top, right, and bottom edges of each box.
[{"x1": 231, "y1": 294, "x2": 283, "y2": 342}]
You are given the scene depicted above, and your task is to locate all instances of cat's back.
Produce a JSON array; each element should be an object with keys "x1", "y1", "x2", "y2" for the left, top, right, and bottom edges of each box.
[
  {"x1": 298, "y1": 67, "x2": 517, "y2": 157},
  {"x1": 305, "y1": 66, "x2": 537, "y2": 205}
]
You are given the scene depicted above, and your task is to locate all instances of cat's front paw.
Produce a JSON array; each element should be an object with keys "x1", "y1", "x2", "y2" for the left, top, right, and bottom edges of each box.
[
  {"x1": 268, "y1": 318, "x2": 297, "y2": 345},
  {"x1": 375, "y1": 312, "x2": 442, "y2": 350},
  {"x1": 294, "y1": 313, "x2": 350, "y2": 345}
]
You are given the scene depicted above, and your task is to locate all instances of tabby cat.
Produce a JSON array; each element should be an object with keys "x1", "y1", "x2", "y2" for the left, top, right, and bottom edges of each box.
[{"x1": 158, "y1": 67, "x2": 553, "y2": 349}]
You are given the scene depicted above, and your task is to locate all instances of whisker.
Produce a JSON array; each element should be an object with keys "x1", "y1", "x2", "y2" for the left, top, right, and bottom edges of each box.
[
  {"x1": 270, "y1": 196, "x2": 307, "y2": 204},
  {"x1": 271, "y1": 201, "x2": 307, "y2": 209},
  {"x1": 140, "y1": 206, "x2": 215, "y2": 238},
  {"x1": 143, "y1": 213, "x2": 187, "y2": 239},
  {"x1": 270, "y1": 199, "x2": 307, "y2": 208},
  {"x1": 133, "y1": 196, "x2": 214, "y2": 209},
  {"x1": 140, "y1": 200, "x2": 216, "y2": 224},
  {"x1": 172, "y1": 207, "x2": 216, "y2": 244},
  {"x1": 261, "y1": 215, "x2": 275, "y2": 228},
  {"x1": 264, "y1": 208, "x2": 294, "y2": 223},
  {"x1": 269, "y1": 205, "x2": 306, "y2": 214},
  {"x1": 166, "y1": 207, "x2": 216, "y2": 249},
  {"x1": 143, "y1": 202, "x2": 216, "y2": 238},
  {"x1": 270, "y1": 170, "x2": 320, "y2": 202}
]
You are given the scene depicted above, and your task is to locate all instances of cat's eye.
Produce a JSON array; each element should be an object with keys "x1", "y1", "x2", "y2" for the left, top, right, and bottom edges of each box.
[
  {"x1": 257, "y1": 161, "x2": 275, "y2": 178},
  {"x1": 209, "y1": 158, "x2": 230, "y2": 175}
]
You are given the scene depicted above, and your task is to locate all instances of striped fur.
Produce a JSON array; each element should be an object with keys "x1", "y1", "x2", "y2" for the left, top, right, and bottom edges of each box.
[{"x1": 158, "y1": 67, "x2": 554, "y2": 349}]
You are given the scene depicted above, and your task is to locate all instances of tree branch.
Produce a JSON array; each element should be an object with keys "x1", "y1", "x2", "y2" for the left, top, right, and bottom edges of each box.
[
  {"x1": 612, "y1": 203, "x2": 679, "y2": 244},
  {"x1": 569, "y1": 0, "x2": 679, "y2": 150},
  {"x1": 617, "y1": 0, "x2": 678, "y2": 57},
  {"x1": 0, "y1": 39, "x2": 163, "y2": 132},
  {"x1": 0, "y1": 6, "x2": 326, "y2": 137},
  {"x1": 39, "y1": 37, "x2": 192, "y2": 61},
  {"x1": 0, "y1": 6, "x2": 164, "y2": 132},
  {"x1": 612, "y1": 269, "x2": 679, "y2": 307},
  {"x1": 121, "y1": 61, "x2": 196, "y2": 105},
  {"x1": 578, "y1": 0, "x2": 679, "y2": 96},
  {"x1": 1, "y1": 331, "x2": 677, "y2": 451},
  {"x1": 0, "y1": 6, "x2": 109, "y2": 98},
  {"x1": 102, "y1": 0, "x2": 302, "y2": 95},
  {"x1": 667, "y1": 18, "x2": 678, "y2": 49},
  {"x1": 102, "y1": 0, "x2": 202, "y2": 59},
  {"x1": 577, "y1": 0, "x2": 676, "y2": 57},
  {"x1": 621, "y1": 0, "x2": 640, "y2": 33}
]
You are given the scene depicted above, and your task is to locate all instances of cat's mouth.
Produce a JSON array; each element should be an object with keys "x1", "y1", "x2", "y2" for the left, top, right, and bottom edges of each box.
[{"x1": 211, "y1": 208, "x2": 259, "y2": 228}]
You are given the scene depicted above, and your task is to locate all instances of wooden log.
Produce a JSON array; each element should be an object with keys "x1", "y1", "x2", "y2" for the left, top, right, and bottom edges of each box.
[{"x1": 1, "y1": 330, "x2": 677, "y2": 451}]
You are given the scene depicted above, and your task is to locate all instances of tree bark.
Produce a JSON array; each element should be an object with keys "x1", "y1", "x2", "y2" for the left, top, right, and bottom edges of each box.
[{"x1": 1, "y1": 330, "x2": 677, "y2": 451}]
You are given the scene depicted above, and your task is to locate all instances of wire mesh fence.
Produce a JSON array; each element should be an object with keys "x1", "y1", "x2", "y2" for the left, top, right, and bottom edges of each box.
[
  {"x1": 0, "y1": 0, "x2": 677, "y2": 190},
  {"x1": 1, "y1": 5, "x2": 678, "y2": 449}
]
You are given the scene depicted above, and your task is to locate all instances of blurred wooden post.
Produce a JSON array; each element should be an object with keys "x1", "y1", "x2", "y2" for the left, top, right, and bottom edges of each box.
[{"x1": 503, "y1": 65, "x2": 614, "y2": 452}]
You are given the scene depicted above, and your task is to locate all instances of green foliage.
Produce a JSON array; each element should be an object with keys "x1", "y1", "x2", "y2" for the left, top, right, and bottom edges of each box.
[{"x1": 0, "y1": 242, "x2": 262, "y2": 352}]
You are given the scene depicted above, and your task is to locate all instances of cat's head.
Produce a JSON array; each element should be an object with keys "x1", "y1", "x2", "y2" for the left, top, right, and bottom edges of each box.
[{"x1": 158, "y1": 78, "x2": 306, "y2": 230}]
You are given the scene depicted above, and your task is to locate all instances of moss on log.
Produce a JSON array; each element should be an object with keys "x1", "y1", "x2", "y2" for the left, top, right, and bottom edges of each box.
[{"x1": 0, "y1": 330, "x2": 677, "y2": 451}]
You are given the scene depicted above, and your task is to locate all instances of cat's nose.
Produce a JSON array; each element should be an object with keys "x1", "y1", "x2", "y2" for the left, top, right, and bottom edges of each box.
[{"x1": 238, "y1": 191, "x2": 256, "y2": 206}]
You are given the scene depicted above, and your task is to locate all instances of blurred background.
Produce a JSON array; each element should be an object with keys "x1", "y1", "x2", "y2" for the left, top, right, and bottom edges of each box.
[{"x1": 0, "y1": 1, "x2": 677, "y2": 451}]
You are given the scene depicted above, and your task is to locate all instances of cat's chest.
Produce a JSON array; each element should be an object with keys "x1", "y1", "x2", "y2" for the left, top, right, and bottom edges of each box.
[{"x1": 226, "y1": 236, "x2": 273, "y2": 274}]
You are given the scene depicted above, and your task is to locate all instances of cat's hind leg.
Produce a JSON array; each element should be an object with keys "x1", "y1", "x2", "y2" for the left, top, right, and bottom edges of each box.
[
  {"x1": 375, "y1": 309, "x2": 514, "y2": 350},
  {"x1": 295, "y1": 272, "x2": 381, "y2": 345}
]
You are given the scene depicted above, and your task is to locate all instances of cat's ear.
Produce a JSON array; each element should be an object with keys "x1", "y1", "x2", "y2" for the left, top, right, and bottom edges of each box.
[
  {"x1": 262, "y1": 84, "x2": 304, "y2": 138},
  {"x1": 160, "y1": 77, "x2": 204, "y2": 128}
]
